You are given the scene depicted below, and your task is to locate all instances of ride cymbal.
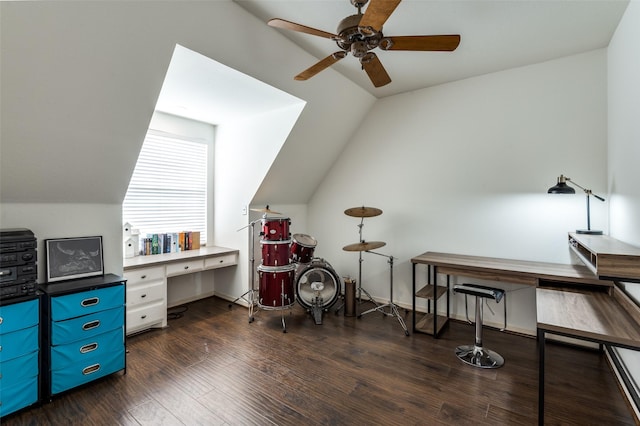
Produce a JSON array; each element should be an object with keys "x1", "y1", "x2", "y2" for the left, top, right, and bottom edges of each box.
[
  {"x1": 342, "y1": 241, "x2": 386, "y2": 252},
  {"x1": 344, "y1": 206, "x2": 383, "y2": 218}
]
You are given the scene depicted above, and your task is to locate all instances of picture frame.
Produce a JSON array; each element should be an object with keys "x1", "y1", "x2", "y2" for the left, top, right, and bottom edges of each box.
[{"x1": 45, "y1": 236, "x2": 104, "y2": 283}]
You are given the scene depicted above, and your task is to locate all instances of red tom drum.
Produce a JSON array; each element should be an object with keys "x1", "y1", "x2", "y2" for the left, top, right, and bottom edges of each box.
[
  {"x1": 257, "y1": 264, "x2": 296, "y2": 309},
  {"x1": 261, "y1": 217, "x2": 291, "y2": 241},
  {"x1": 261, "y1": 239, "x2": 291, "y2": 267},
  {"x1": 290, "y1": 233, "x2": 317, "y2": 264}
]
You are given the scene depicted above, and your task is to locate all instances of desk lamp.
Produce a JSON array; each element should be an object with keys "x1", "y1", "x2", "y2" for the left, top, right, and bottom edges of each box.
[{"x1": 548, "y1": 174, "x2": 605, "y2": 235}]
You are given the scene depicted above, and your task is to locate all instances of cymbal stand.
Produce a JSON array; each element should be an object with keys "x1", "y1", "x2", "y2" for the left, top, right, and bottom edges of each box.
[
  {"x1": 232, "y1": 218, "x2": 260, "y2": 323},
  {"x1": 358, "y1": 251, "x2": 409, "y2": 336},
  {"x1": 356, "y1": 217, "x2": 379, "y2": 306}
]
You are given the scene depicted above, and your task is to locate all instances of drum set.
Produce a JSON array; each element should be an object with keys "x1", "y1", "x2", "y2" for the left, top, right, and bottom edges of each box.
[{"x1": 237, "y1": 206, "x2": 341, "y2": 332}]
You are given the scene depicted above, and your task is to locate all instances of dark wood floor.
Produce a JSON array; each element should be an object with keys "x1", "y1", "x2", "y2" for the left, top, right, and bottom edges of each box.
[{"x1": 5, "y1": 296, "x2": 636, "y2": 425}]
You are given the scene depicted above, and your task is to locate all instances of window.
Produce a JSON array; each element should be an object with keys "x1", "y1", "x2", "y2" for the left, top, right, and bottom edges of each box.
[{"x1": 123, "y1": 129, "x2": 209, "y2": 245}]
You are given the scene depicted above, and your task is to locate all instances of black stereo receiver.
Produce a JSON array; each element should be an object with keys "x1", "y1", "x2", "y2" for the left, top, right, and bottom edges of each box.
[{"x1": 0, "y1": 228, "x2": 38, "y2": 299}]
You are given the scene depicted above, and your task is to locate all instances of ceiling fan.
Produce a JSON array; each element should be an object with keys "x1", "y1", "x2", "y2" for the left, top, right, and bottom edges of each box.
[{"x1": 268, "y1": 0, "x2": 461, "y2": 88}]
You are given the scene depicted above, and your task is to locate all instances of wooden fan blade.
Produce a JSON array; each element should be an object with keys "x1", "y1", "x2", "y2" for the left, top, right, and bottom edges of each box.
[
  {"x1": 362, "y1": 53, "x2": 391, "y2": 88},
  {"x1": 295, "y1": 52, "x2": 346, "y2": 81},
  {"x1": 359, "y1": 0, "x2": 401, "y2": 32},
  {"x1": 385, "y1": 35, "x2": 461, "y2": 51},
  {"x1": 268, "y1": 18, "x2": 337, "y2": 39}
]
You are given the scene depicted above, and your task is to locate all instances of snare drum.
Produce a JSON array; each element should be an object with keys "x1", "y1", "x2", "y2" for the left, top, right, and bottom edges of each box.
[
  {"x1": 257, "y1": 264, "x2": 296, "y2": 309},
  {"x1": 261, "y1": 239, "x2": 291, "y2": 267},
  {"x1": 261, "y1": 217, "x2": 291, "y2": 241},
  {"x1": 290, "y1": 233, "x2": 317, "y2": 264}
]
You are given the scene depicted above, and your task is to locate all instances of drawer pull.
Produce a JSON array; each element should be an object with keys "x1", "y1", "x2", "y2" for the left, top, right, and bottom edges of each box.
[
  {"x1": 141, "y1": 315, "x2": 147, "y2": 319},
  {"x1": 82, "y1": 363, "x2": 101, "y2": 375},
  {"x1": 141, "y1": 274, "x2": 147, "y2": 279},
  {"x1": 0, "y1": 345, "x2": 2, "y2": 352},
  {"x1": 80, "y1": 342, "x2": 98, "y2": 354},
  {"x1": 0, "y1": 317, "x2": 3, "y2": 325},
  {"x1": 184, "y1": 266, "x2": 189, "y2": 270},
  {"x1": 219, "y1": 259, "x2": 224, "y2": 263},
  {"x1": 141, "y1": 294, "x2": 147, "y2": 298},
  {"x1": 81, "y1": 297, "x2": 100, "y2": 307},
  {"x1": 83, "y1": 320, "x2": 101, "y2": 331}
]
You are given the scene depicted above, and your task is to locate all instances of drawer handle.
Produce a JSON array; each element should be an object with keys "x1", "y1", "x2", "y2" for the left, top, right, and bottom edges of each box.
[
  {"x1": 81, "y1": 297, "x2": 100, "y2": 307},
  {"x1": 80, "y1": 342, "x2": 98, "y2": 353},
  {"x1": 0, "y1": 317, "x2": 3, "y2": 325},
  {"x1": 141, "y1": 315, "x2": 147, "y2": 319},
  {"x1": 83, "y1": 320, "x2": 101, "y2": 331},
  {"x1": 219, "y1": 259, "x2": 224, "y2": 263},
  {"x1": 184, "y1": 266, "x2": 189, "y2": 270},
  {"x1": 141, "y1": 274, "x2": 147, "y2": 279},
  {"x1": 0, "y1": 345, "x2": 2, "y2": 352},
  {"x1": 141, "y1": 294, "x2": 147, "y2": 298},
  {"x1": 82, "y1": 363, "x2": 101, "y2": 375}
]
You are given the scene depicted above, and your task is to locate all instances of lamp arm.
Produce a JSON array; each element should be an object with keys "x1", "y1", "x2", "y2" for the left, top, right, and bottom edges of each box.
[{"x1": 566, "y1": 178, "x2": 606, "y2": 202}]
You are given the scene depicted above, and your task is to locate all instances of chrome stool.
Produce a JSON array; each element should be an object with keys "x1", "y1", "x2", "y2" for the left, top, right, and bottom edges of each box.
[{"x1": 453, "y1": 283, "x2": 506, "y2": 369}]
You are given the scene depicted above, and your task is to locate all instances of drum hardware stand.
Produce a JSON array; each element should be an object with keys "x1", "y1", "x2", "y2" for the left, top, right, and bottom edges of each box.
[
  {"x1": 232, "y1": 218, "x2": 261, "y2": 322},
  {"x1": 357, "y1": 251, "x2": 410, "y2": 336},
  {"x1": 355, "y1": 218, "x2": 379, "y2": 306},
  {"x1": 309, "y1": 281, "x2": 325, "y2": 325}
]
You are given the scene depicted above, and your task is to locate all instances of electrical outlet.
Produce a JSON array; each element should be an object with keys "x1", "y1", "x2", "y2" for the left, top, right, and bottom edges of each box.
[{"x1": 241, "y1": 206, "x2": 247, "y2": 215}]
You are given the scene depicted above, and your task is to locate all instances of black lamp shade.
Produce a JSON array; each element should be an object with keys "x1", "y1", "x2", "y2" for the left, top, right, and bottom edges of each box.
[{"x1": 548, "y1": 181, "x2": 575, "y2": 194}]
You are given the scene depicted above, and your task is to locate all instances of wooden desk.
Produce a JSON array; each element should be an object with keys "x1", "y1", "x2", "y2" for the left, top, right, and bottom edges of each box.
[
  {"x1": 410, "y1": 252, "x2": 613, "y2": 336},
  {"x1": 537, "y1": 286, "x2": 640, "y2": 425}
]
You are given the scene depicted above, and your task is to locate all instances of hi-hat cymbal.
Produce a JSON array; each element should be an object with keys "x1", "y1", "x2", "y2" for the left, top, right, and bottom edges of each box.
[
  {"x1": 344, "y1": 206, "x2": 383, "y2": 218},
  {"x1": 342, "y1": 241, "x2": 386, "y2": 252},
  {"x1": 250, "y1": 206, "x2": 281, "y2": 214}
]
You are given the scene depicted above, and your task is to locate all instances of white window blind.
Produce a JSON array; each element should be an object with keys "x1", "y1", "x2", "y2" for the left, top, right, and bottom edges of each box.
[{"x1": 123, "y1": 130, "x2": 208, "y2": 244}]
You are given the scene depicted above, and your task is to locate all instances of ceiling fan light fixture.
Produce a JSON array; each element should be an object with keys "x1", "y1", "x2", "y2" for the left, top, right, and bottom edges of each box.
[{"x1": 379, "y1": 37, "x2": 394, "y2": 50}]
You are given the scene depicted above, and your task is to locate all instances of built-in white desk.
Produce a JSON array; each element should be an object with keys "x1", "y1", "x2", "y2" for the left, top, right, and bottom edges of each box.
[{"x1": 123, "y1": 246, "x2": 238, "y2": 334}]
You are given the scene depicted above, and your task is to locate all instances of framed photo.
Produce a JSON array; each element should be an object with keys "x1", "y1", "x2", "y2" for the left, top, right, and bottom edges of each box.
[{"x1": 46, "y1": 236, "x2": 104, "y2": 283}]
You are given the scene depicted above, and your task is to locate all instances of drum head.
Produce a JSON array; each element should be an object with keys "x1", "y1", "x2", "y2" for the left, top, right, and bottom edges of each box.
[
  {"x1": 295, "y1": 261, "x2": 341, "y2": 310},
  {"x1": 292, "y1": 233, "x2": 317, "y2": 248}
]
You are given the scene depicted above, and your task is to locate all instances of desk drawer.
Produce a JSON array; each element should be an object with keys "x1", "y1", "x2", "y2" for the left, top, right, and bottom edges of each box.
[
  {"x1": 0, "y1": 298, "x2": 39, "y2": 334},
  {"x1": 166, "y1": 259, "x2": 203, "y2": 277},
  {"x1": 126, "y1": 300, "x2": 165, "y2": 334},
  {"x1": 204, "y1": 253, "x2": 238, "y2": 270},
  {"x1": 0, "y1": 375, "x2": 38, "y2": 418},
  {"x1": 127, "y1": 280, "x2": 165, "y2": 308},
  {"x1": 0, "y1": 350, "x2": 38, "y2": 387},
  {"x1": 51, "y1": 306, "x2": 124, "y2": 345},
  {"x1": 51, "y1": 327, "x2": 123, "y2": 371},
  {"x1": 51, "y1": 285, "x2": 124, "y2": 321},
  {"x1": 0, "y1": 324, "x2": 38, "y2": 361},
  {"x1": 124, "y1": 266, "x2": 165, "y2": 286},
  {"x1": 51, "y1": 346, "x2": 125, "y2": 395}
]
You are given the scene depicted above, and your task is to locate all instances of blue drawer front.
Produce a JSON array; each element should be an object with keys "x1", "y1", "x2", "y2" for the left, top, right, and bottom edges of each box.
[
  {"x1": 52, "y1": 306, "x2": 124, "y2": 345},
  {"x1": 0, "y1": 298, "x2": 38, "y2": 334},
  {"x1": 0, "y1": 350, "x2": 38, "y2": 387},
  {"x1": 50, "y1": 327, "x2": 123, "y2": 371},
  {"x1": 51, "y1": 285, "x2": 124, "y2": 321},
  {"x1": 0, "y1": 375, "x2": 38, "y2": 418},
  {"x1": 0, "y1": 325, "x2": 38, "y2": 362},
  {"x1": 51, "y1": 346, "x2": 125, "y2": 395}
]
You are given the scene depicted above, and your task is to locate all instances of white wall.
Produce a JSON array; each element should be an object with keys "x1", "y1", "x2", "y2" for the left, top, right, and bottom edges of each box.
[
  {"x1": 607, "y1": 0, "x2": 640, "y2": 406},
  {"x1": 308, "y1": 49, "x2": 608, "y2": 334},
  {"x1": 0, "y1": 204, "x2": 123, "y2": 279}
]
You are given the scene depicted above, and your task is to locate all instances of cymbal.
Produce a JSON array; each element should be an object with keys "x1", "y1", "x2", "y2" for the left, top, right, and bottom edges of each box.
[
  {"x1": 342, "y1": 241, "x2": 386, "y2": 252},
  {"x1": 250, "y1": 206, "x2": 281, "y2": 214},
  {"x1": 344, "y1": 206, "x2": 383, "y2": 218}
]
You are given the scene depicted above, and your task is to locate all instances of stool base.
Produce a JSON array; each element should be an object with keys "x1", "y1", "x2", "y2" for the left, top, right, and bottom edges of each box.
[{"x1": 455, "y1": 344, "x2": 504, "y2": 369}]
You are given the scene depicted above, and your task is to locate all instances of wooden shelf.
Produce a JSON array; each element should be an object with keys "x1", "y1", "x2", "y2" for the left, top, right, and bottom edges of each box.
[
  {"x1": 568, "y1": 233, "x2": 640, "y2": 281},
  {"x1": 415, "y1": 284, "x2": 448, "y2": 300},
  {"x1": 415, "y1": 313, "x2": 448, "y2": 336}
]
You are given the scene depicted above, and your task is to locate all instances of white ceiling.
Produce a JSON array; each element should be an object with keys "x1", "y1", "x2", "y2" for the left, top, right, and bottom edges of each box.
[{"x1": 235, "y1": 0, "x2": 629, "y2": 98}]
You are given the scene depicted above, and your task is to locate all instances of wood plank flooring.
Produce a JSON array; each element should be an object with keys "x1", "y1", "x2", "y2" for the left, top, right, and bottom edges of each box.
[{"x1": 4, "y1": 296, "x2": 636, "y2": 425}]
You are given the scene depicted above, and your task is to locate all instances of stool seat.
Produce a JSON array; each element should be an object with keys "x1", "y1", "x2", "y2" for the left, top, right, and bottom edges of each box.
[{"x1": 453, "y1": 283, "x2": 506, "y2": 369}]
